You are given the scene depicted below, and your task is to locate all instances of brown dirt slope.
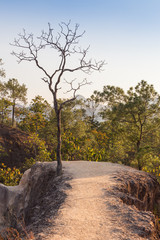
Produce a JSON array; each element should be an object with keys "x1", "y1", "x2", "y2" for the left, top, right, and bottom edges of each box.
[{"x1": 0, "y1": 124, "x2": 29, "y2": 168}]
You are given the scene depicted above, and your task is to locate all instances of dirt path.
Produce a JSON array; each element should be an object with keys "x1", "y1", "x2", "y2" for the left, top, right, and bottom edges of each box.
[{"x1": 36, "y1": 161, "x2": 157, "y2": 240}]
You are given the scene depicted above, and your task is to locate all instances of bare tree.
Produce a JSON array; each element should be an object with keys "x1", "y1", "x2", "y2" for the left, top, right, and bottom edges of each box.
[{"x1": 11, "y1": 21, "x2": 105, "y2": 174}]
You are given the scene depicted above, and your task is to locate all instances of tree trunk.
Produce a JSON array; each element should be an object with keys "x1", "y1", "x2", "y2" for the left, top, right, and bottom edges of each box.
[
  {"x1": 56, "y1": 109, "x2": 62, "y2": 175},
  {"x1": 12, "y1": 103, "x2": 15, "y2": 127},
  {"x1": 137, "y1": 125, "x2": 143, "y2": 170},
  {"x1": 1, "y1": 110, "x2": 4, "y2": 124},
  {"x1": 136, "y1": 140, "x2": 140, "y2": 153},
  {"x1": 136, "y1": 140, "x2": 142, "y2": 170}
]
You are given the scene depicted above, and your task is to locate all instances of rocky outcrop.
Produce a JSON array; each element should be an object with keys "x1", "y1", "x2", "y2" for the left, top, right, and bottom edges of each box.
[
  {"x1": 112, "y1": 169, "x2": 160, "y2": 212},
  {"x1": 0, "y1": 162, "x2": 58, "y2": 231}
]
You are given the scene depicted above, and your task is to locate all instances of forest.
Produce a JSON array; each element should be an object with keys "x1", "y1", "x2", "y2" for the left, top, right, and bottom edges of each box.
[{"x1": 1, "y1": 54, "x2": 160, "y2": 186}]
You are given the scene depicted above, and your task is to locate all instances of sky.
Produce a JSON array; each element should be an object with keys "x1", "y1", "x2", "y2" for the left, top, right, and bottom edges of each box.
[{"x1": 1, "y1": 0, "x2": 160, "y2": 105}]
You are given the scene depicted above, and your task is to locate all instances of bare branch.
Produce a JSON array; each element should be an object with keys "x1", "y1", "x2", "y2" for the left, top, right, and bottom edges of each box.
[
  {"x1": 42, "y1": 77, "x2": 49, "y2": 84},
  {"x1": 11, "y1": 21, "x2": 106, "y2": 106},
  {"x1": 64, "y1": 78, "x2": 92, "y2": 98},
  {"x1": 59, "y1": 97, "x2": 76, "y2": 110},
  {"x1": 59, "y1": 78, "x2": 91, "y2": 110}
]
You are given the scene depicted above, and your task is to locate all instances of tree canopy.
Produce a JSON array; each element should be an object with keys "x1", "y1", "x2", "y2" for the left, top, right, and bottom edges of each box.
[{"x1": 1, "y1": 77, "x2": 160, "y2": 183}]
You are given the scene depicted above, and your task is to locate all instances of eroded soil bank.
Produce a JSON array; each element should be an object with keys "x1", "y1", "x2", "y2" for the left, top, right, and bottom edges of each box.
[
  {"x1": 0, "y1": 161, "x2": 159, "y2": 239},
  {"x1": 27, "y1": 162, "x2": 160, "y2": 240}
]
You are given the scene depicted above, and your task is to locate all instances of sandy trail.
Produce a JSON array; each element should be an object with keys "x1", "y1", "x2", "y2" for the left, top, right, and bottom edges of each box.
[
  {"x1": 51, "y1": 162, "x2": 116, "y2": 240},
  {"x1": 37, "y1": 161, "x2": 156, "y2": 240}
]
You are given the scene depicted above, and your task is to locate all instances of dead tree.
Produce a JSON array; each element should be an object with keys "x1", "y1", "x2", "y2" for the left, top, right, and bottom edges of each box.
[{"x1": 11, "y1": 21, "x2": 105, "y2": 174}]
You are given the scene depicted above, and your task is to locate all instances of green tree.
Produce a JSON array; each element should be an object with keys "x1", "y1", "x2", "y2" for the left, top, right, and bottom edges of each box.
[
  {"x1": 100, "y1": 80, "x2": 160, "y2": 169},
  {"x1": 4, "y1": 78, "x2": 27, "y2": 126},
  {"x1": 11, "y1": 21, "x2": 105, "y2": 173},
  {"x1": 19, "y1": 96, "x2": 51, "y2": 134},
  {"x1": 0, "y1": 81, "x2": 12, "y2": 124},
  {"x1": 0, "y1": 98, "x2": 12, "y2": 124},
  {"x1": 85, "y1": 92, "x2": 101, "y2": 129},
  {"x1": 124, "y1": 80, "x2": 160, "y2": 169},
  {"x1": 98, "y1": 85, "x2": 129, "y2": 163},
  {"x1": 0, "y1": 58, "x2": 5, "y2": 78},
  {"x1": 23, "y1": 133, "x2": 52, "y2": 170},
  {"x1": 99, "y1": 85, "x2": 126, "y2": 107},
  {"x1": 60, "y1": 101, "x2": 88, "y2": 160}
]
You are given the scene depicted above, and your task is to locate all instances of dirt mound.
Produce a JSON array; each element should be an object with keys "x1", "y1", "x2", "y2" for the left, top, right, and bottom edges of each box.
[{"x1": 0, "y1": 124, "x2": 30, "y2": 168}]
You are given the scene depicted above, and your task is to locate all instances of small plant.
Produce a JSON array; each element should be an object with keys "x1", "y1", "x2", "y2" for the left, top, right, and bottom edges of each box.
[
  {"x1": 0, "y1": 163, "x2": 22, "y2": 186},
  {"x1": 0, "y1": 227, "x2": 22, "y2": 240},
  {"x1": 0, "y1": 227, "x2": 34, "y2": 240},
  {"x1": 0, "y1": 213, "x2": 34, "y2": 240}
]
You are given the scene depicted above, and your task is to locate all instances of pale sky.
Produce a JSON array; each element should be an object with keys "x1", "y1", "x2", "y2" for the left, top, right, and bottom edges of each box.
[{"x1": 1, "y1": 0, "x2": 160, "y2": 104}]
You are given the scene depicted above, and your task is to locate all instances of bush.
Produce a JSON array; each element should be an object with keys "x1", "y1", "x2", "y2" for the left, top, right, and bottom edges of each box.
[
  {"x1": 22, "y1": 134, "x2": 52, "y2": 170},
  {"x1": 142, "y1": 153, "x2": 160, "y2": 183},
  {"x1": 0, "y1": 163, "x2": 22, "y2": 186}
]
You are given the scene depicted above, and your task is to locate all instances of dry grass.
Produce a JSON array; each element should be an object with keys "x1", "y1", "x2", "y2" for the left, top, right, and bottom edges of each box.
[{"x1": 0, "y1": 221, "x2": 34, "y2": 240}]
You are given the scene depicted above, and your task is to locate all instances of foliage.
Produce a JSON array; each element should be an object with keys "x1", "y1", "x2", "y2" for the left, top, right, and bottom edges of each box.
[
  {"x1": 86, "y1": 147, "x2": 105, "y2": 162},
  {"x1": 142, "y1": 153, "x2": 160, "y2": 182},
  {"x1": 4, "y1": 78, "x2": 27, "y2": 126},
  {"x1": 0, "y1": 78, "x2": 27, "y2": 126},
  {"x1": 0, "y1": 98, "x2": 12, "y2": 124},
  {"x1": 0, "y1": 144, "x2": 8, "y2": 158},
  {"x1": 0, "y1": 79, "x2": 12, "y2": 124},
  {"x1": 0, "y1": 163, "x2": 22, "y2": 186},
  {"x1": 19, "y1": 96, "x2": 50, "y2": 134},
  {"x1": 1, "y1": 78, "x2": 160, "y2": 186},
  {"x1": 99, "y1": 80, "x2": 160, "y2": 169},
  {"x1": 83, "y1": 130, "x2": 107, "y2": 162},
  {"x1": 23, "y1": 158, "x2": 36, "y2": 171},
  {"x1": 0, "y1": 58, "x2": 5, "y2": 78},
  {"x1": 62, "y1": 131, "x2": 80, "y2": 161},
  {"x1": 23, "y1": 133, "x2": 52, "y2": 170},
  {"x1": 84, "y1": 92, "x2": 101, "y2": 129},
  {"x1": 4, "y1": 78, "x2": 27, "y2": 105}
]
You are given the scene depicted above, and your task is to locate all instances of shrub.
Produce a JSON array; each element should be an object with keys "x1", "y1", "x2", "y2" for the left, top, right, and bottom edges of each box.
[
  {"x1": 22, "y1": 134, "x2": 52, "y2": 170},
  {"x1": 0, "y1": 163, "x2": 22, "y2": 186}
]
